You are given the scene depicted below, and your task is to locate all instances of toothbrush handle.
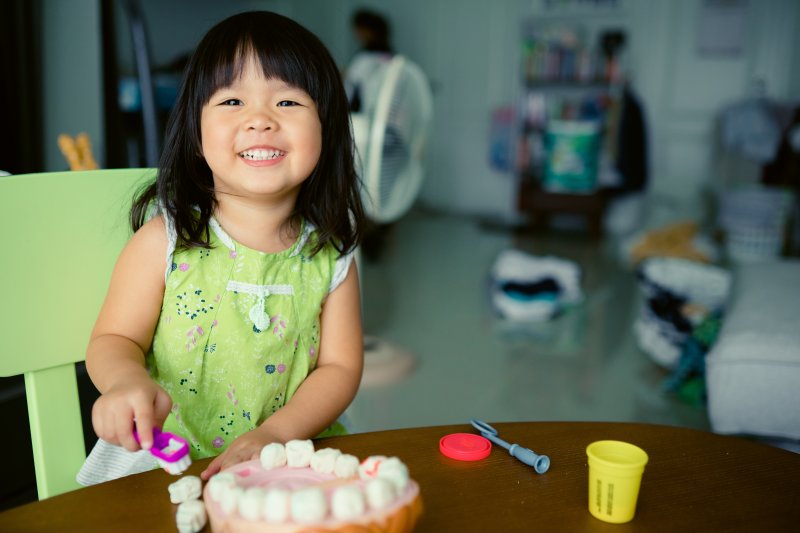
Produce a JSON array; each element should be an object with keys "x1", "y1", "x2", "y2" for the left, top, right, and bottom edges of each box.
[
  {"x1": 480, "y1": 431, "x2": 509, "y2": 450},
  {"x1": 509, "y1": 444, "x2": 551, "y2": 474}
]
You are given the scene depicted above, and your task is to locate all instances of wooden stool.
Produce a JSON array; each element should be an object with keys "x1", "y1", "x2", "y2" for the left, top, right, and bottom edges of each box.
[{"x1": 517, "y1": 180, "x2": 609, "y2": 238}]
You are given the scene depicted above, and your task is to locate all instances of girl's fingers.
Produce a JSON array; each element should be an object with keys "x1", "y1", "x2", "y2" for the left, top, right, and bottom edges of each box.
[
  {"x1": 202, "y1": 446, "x2": 245, "y2": 479},
  {"x1": 92, "y1": 399, "x2": 121, "y2": 446},
  {"x1": 131, "y1": 397, "x2": 156, "y2": 450},
  {"x1": 134, "y1": 416, "x2": 153, "y2": 450},
  {"x1": 222, "y1": 445, "x2": 260, "y2": 471},
  {"x1": 201, "y1": 456, "x2": 223, "y2": 480},
  {"x1": 200, "y1": 437, "x2": 264, "y2": 480},
  {"x1": 137, "y1": 389, "x2": 172, "y2": 450},
  {"x1": 91, "y1": 403, "x2": 105, "y2": 441},
  {"x1": 153, "y1": 390, "x2": 173, "y2": 428},
  {"x1": 116, "y1": 408, "x2": 140, "y2": 451}
]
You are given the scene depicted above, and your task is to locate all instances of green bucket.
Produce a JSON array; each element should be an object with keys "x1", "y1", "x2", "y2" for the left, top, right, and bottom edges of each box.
[{"x1": 543, "y1": 120, "x2": 600, "y2": 193}]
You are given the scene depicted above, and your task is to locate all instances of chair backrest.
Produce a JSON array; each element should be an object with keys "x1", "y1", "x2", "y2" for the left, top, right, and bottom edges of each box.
[{"x1": 0, "y1": 168, "x2": 156, "y2": 499}]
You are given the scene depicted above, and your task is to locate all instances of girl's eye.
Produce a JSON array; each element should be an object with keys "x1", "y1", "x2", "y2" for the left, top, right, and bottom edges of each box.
[
  {"x1": 277, "y1": 100, "x2": 300, "y2": 107},
  {"x1": 220, "y1": 98, "x2": 242, "y2": 106}
]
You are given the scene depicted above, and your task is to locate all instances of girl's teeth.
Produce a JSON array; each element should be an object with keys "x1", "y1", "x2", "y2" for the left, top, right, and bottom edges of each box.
[{"x1": 239, "y1": 149, "x2": 284, "y2": 160}]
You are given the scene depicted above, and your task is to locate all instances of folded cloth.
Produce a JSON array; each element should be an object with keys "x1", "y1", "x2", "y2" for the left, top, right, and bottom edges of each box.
[
  {"x1": 490, "y1": 249, "x2": 582, "y2": 321},
  {"x1": 77, "y1": 438, "x2": 158, "y2": 486},
  {"x1": 500, "y1": 278, "x2": 561, "y2": 299},
  {"x1": 491, "y1": 250, "x2": 582, "y2": 304}
]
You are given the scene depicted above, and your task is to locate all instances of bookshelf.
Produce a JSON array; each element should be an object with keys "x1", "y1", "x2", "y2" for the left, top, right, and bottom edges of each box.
[{"x1": 516, "y1": 18, "x2": 628, "y2": 236}]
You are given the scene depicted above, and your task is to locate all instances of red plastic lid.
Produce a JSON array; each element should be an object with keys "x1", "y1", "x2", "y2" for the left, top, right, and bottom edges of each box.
[{"x1": 439, "y1": 433, "x2": 492, "y2": 461}]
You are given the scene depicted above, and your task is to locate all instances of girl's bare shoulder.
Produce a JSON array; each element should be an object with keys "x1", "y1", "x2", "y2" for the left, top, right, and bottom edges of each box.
[
  {"x1": 133, "y1": 215, "x2": 168, "y2": 247},
  {"x1": 119, "y1": 215, "x2": 169, "y2": 272}
]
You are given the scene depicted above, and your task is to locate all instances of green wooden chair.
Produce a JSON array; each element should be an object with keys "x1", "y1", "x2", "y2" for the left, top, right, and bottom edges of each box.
[{"x1": 0, "y1": 168, "x2": 155, "y2": 499}]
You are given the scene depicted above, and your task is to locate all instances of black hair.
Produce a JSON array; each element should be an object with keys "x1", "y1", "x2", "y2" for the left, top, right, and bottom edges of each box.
[
  {"x1": 131, "y1": 11, "x2": 365, "y2": 256},
  {"x1": 352, "y1": 9, "x2": 392, "y2": 53}
]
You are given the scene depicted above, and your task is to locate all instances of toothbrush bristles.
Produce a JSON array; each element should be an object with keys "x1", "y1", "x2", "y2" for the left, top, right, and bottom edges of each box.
[{"x1": 159, "y1": 456, "x2": 192, "y2": 475}]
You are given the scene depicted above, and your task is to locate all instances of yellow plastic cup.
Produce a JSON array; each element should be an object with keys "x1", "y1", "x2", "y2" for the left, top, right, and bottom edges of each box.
[{"x1": 586, "y1": 440, "x2": 649, "y2": 524}]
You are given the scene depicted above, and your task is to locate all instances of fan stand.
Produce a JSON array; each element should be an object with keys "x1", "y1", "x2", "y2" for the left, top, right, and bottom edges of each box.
[{"x1": 361, "y1": 335, "x2": 416, "y2": 388}]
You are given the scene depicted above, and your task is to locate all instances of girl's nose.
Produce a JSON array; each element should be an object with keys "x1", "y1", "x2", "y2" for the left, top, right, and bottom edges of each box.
[{"x1": 246, "y1": 109, "x2": 276, "y2": 131}]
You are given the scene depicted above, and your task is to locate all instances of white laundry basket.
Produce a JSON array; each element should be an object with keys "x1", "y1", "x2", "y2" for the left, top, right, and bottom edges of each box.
[
  {"x1": 635, "y1": 257, "x2": 732, "y2": 369},
  {"x1": 718, "y1": 187, "x2": 792, "y2": 262}
]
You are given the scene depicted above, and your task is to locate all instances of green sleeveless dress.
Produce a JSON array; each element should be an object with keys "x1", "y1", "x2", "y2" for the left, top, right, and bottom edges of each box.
[{"x1": 148, "y1": 217, "x2": 351, "y2": 459}]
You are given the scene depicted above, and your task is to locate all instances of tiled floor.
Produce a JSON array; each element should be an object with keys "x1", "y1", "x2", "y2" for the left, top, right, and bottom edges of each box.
[{"x1": 347, "y1": 208, "x2": 711, "y2": 434}]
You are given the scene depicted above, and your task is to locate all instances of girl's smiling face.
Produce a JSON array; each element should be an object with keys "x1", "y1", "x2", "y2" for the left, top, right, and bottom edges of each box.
[{"x1": 200, "y1": 57, "x2": 322, "y2": 203}]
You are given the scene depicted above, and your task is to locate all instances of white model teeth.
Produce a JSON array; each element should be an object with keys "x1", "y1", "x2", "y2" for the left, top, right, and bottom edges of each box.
[{"x1": 239, "y1": 149, "x2": 284, "y2": 160}]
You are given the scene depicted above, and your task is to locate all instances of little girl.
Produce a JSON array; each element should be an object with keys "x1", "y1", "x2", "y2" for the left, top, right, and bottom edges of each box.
[{"x1": 80, "y1": 11, "x2": 366, "y2": 483}]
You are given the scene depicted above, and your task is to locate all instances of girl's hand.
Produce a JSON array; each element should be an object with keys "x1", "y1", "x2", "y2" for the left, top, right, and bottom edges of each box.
[
  {"x1": 91, "y1": 377, "x2": 172, "y2": 452},
  {"x1": 201, "y1": 427, "x2": 281, "y2": 480}
]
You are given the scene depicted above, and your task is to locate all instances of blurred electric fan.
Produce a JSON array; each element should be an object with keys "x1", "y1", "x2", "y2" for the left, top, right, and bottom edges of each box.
[
  {"x1": 352, "y1": 55, "x2": 433, "y2": 223},
  {"x1": 350, "y1": 55, "x2": 433, "y2": 387}
]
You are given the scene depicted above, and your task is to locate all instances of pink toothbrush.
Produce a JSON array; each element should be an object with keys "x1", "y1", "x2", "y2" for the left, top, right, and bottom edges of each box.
[{"x1": 134, "y1": 427, "x2": 192, "y2": 475}]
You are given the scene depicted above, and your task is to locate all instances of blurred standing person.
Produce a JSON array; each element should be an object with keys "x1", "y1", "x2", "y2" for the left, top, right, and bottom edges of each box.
[{"x1": 345, "y1": 8, "x2": 394, "y2": 113}]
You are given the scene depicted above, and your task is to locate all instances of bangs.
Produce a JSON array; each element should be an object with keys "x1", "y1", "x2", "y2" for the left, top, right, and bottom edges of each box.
[{"x1": 197, "y1": 21, "x2": 323, "y2": 105}]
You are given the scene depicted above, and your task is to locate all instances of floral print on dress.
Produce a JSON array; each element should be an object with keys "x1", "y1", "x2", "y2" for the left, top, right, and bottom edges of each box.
[
  {"x1": 185, "y1": 326, "x2": 204, "y2": 351},
  {"x1": 150, "y1": 218, "x2": 343, "y2": 459},
  {"x1": 177, "y1": 369, "x2": 198, "y2": 395},
  {"x1": 175, "y1": 288, "x2": 215, "y2": 320},
  {"x1": 270, "y1": 314, "x2": 288, "y2": 338},
  {"x1": 227, "y1": 384, "x2": 238, "y2": 406},
  {"x1": 270, "y1": 392, "x2": 285, "y2": 414},
  {"x1": 217, "y1": 411, "x2": 236, "y2": 436},
  {"x1": 308, "y1": 324, "x2": 320, "y2": 363}
]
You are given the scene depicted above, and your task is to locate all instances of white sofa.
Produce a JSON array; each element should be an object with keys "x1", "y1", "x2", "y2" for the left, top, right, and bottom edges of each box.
[{"x1": 706, "y1": 260, "x2": 800, "y2": 443}]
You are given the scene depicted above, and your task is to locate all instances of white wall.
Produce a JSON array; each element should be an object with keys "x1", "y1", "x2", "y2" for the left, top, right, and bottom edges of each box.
[
  {"x1": 41, "y1": 0, "x2": 800, "y2": 214},
  {"x1": 634, "y1": 0, "x2": 800, "y2": 200}
]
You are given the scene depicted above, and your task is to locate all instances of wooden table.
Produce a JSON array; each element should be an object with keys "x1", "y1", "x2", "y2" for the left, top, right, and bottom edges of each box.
[
  {"x1": 2, "y1": 422, "x2": 799, "y2": 532},
  {"x1": 517, "y1": 181, "x2": 609, "y2": 238}
]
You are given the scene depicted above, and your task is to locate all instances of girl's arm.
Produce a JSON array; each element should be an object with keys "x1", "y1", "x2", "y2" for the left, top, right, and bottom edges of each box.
[
  {"x1": 202, "y1": 261, "x2": 364, "y2": 478},
  {"x1": 86, "y1": 216, "x2": 171, "y2": 452}
]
